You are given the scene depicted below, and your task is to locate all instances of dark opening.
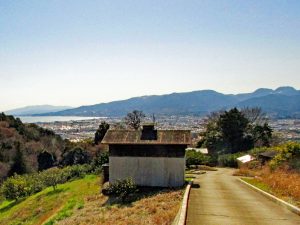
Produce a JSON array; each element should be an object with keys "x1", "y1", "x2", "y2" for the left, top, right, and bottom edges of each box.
[{"x1": 141, "y1": 124, "x2": 157, "y2": 140}]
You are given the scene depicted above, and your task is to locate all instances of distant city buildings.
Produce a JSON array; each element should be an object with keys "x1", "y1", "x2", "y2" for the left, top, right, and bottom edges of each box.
[{"x1": 34, "y1": 116, "x2": 300, "y2": 143}]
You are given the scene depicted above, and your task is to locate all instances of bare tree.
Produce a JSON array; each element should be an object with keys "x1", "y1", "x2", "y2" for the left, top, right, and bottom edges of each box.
[
  {"x1": 124, "y1": 110, "x2": 145, "y2": 130},
  {"x1": 241, "y1": 107, "x2": 267, "y2": 125}
]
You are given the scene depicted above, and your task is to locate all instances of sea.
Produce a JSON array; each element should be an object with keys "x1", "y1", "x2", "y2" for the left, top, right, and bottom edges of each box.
[{"x1": 18, "y1": 116, "x2": 103, "y2": 123}]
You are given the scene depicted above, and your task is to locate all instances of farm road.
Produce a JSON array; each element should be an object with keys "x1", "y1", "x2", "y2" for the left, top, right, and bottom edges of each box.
[{"x1": 186, "y1": 168, "x2": 300, "y2": 225}]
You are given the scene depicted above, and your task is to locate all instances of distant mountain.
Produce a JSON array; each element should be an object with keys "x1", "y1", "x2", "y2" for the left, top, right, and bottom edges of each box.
[
  {"x1": 236, "y1": 94, "x2": 300, "y2": 118},
  {"x1": 38, "y1": 90, "x2": 238, "y2": 117},
  {"x1": 36, "y1": 86, "x2": 300, "y2": 118},
  {"x1": 4, "y1": 105, "x2": 73, "y2": 116}
]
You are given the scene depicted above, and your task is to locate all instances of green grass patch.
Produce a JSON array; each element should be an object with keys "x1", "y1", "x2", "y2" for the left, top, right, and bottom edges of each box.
[
  {"x1": 241, "y1": 177, "x2": 272, "y2": 193},
  {"x1": 0, "y1": 175, "x2": 100, "y2": 225}
]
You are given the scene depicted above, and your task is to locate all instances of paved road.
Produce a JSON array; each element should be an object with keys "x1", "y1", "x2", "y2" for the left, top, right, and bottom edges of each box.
[{"x1": 186, "y1": 168, "x2": 300, "y2": 225}]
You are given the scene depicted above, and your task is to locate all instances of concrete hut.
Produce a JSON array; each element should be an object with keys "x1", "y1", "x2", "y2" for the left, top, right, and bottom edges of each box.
[{"x1": 101, "y1": 124, "x2": 191, "y2": 187}]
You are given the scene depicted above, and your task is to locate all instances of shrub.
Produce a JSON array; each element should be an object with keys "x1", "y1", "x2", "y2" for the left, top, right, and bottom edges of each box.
[
  {"x1": 185, "y1": 150, "x2": 212, "y2": 168},
  {"x1": 42, "y1": 168, "x2": 64, "y2": 190},
  {"x1": 269, "y1": 142, "x2": 300, "y2": 170},
  {"x1": 1, "y1": 174, "x2": 28, "y2": 200},
  {"x1": 0, "y1": 164, "x2": 97, "y2": 201},
  {"x1": 92, "y1": 151, "x2": 109, "y2": 169},
  {"x1": 218, "y1": 152, "x2": 244, "y2": 168},
  {"x1": 61, "y1": 147, "x2": 91, "y2": 166},
  {"x1": 105, "y1": 178, "x2": 137, "y2": 202}
]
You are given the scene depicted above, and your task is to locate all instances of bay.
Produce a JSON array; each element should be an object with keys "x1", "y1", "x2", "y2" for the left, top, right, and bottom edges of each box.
[{"x1": 18, "y1": 116, "x2": 103, "y2": 123}]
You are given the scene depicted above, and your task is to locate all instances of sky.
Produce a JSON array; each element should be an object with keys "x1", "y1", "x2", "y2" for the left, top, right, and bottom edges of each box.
[{"x1": 1, "y1": 0, "x2": 300, "y2": 111}]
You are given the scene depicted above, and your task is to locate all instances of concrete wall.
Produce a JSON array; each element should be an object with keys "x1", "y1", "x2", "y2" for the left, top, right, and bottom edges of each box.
[{"x1": 109, "y1": 156, "x2": 185, "y2": 187}]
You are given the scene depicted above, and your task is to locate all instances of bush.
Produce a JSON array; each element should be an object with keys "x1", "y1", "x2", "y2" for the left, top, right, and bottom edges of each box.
[
  {"x1": 105, "y1": 178, "x2": 137, "y2": 202},
  {"x1": 42, "y1": 168, "x2": 64, "y2": 190},
  {"x1": 61, "y1": 147, "x2": 91, "y2": 166},
  {"x1": 92, "y1": 151, "x2": 109, "y2": 169},
  {"x1": 218, "y1": 152, "x2": 244, "y2": 168},
  {"x1": 185, "y1": 150, "x2": 213, "y2": 168},
  {"x1": 0, "y1": 164, "x2": 96, "y2": 201},
  {"x1": 269, "y1": 142, "x2": 300, "y2": 170},
  {"x1": 61, "y1": 164, "x2": 93, "y2": 181},
  {"x1": 1, "y1": 174, "x2": 28, "y2": 200}
]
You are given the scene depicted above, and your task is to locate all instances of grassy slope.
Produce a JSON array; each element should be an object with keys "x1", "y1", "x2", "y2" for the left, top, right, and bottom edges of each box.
[
  {"x1": 0, "y1": 175, "x2": 184, "y2": 225},
  {"x1": 57, "y1": 188, "x2": 183, "y2": 225},
  {"x1": 0, "y1": 175, "x2": 99, "y2": 225}
]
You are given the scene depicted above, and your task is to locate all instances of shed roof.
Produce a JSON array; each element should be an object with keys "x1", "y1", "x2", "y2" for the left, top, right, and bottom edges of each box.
[
  {"x1": 101, "y1": 129, "x2": 191, "y2": 145},
  {"x1": 259, "y1": 151, "x2": 277, "y2": 158}
]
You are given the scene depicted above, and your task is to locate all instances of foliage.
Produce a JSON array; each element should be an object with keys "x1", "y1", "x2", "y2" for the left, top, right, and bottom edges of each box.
[
  {"x1": 200, "y1": 107, "x2": 272, "y2": 157},
  {"x1": 269, "y1": 142, "x2": 300, "y2": 170},
  {"x1": 92, "y1": 151, "x2": 109, "y2": 169},
  {"x1": 124, "y1": 110, "x2": 145, "y2": 130},
  {"x1": 61, "y1": 147, "x2": 91, "y2": 166},
  {"x1": 37, "y1": 151, "x2": 56, "y2": 171},
  {"x1": 0, "y1": 175, "x2": 182, "y2": 225},
  {"x1": 42, "y1": 168, "x2": 64, "y2": 190},
  {"x1": 94, "y1": 121, "x2": 110, "y2": 145},
  {"x1": 0, "y1": 175, "x2": 99, "y2": 225},
  {"x1": 8, "y1": 142, "x2": 27, "y2": 176},
  {"x1": 217, "y1": 152, "x2": 245, "y2": 168},
  {"x1": 218, "y1": 108, "x2": 250, "y2": 153},
  {"x1": 0, "y1": 113, "x2": 65, "y2": 180},
  {"x1": 0, "y1": 164, "x2": 94, "y2": 201},
  {"x1": 1, "y1": 174, "x2": 28, "y2": 200},
  {"x1": 185, "y1": 150, "x2": 212, "y2": 168},
  {"x1": 105, "y1": 178, "x2": 137, "y2": 202}
]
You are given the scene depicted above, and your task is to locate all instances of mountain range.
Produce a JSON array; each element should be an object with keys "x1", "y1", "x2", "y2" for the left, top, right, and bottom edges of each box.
[
  {"x1": 32, "y1": 86, "x2": 300, "y2": 118},
  {"x1": 4, "y1": 105, "x2": 73, "y2": 116}
]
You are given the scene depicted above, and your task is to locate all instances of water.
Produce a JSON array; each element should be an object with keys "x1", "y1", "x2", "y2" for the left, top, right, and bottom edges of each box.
[{"x1": 18, "y1": 116, "x2": 103, "y2": 123}]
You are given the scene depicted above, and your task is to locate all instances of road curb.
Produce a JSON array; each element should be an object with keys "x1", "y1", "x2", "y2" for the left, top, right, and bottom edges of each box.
[
  {"x1": 239, "y1": 178, "x2": 300, "y2": 216},
  {"x1": 173, "y1": 182, "x2": 192, "y2": 225}
]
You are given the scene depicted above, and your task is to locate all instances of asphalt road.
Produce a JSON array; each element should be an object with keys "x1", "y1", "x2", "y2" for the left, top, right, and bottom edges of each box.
[{"x1": 186, "y1": 168, "x2": 300, "y2": 225}]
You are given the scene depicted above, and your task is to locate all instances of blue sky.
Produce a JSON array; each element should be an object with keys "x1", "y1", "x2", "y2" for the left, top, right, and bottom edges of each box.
[{"x1": 1, "y1": 0, "x2": 300, "y2": 111}]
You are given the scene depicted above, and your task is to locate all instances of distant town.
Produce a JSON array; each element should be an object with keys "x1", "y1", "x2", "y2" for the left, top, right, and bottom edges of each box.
[{"x1": 33, "y1": 116, "x2": 300, "y2": 142}]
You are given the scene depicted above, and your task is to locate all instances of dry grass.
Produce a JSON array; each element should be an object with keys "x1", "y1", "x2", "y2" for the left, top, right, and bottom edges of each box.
[
  {"x1": 233, "y1": 167, "x2": 257, "y2": 177},
  {"x1": 259, "y1": 167, "x2": 300, "y2": 205},
  {"x1": 57, "y1": 188, "x2": 184, "y2": 225},
  {"x1": 238, "y1": 166, "x2": 300, "y2": 207}
]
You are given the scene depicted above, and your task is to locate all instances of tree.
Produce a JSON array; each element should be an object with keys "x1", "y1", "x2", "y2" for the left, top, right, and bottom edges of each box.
[
  {"x1": 94, "y1": 121, "x2": 110, "y2": 145},
  {"x1": 200, "y1": 108, "x2": 273, "y2": 156},
  {"x1": 8, "y1": 142, "x2": 27, "y2": 176},
  {"x1": 1, "y1": 174, "x2": 28, "y2": 200},
  {"x1": 218, "y1": 108, "x2": 250, "y2": 153},
  {"x1": 92, "y1": 151, "x2": 109, "y2": 168},
  {"x1": 241, "y1": 107, "x2": 267, "y2": 125},
  {"x1": 252, "y1": 123, "x2": 273, "y2": 147},
  {"x1": 124, "y1": 110, "x2": 145, "y2": 130},
  {"x1": 42, "y1": 167, "x2": 63, "y2": 191},
  {"x1": 37, "y1": 151, "x2": 56, "y2": 171},
  {"x1": 61, "y1": 147, "x2": 91, "y2": 166}
]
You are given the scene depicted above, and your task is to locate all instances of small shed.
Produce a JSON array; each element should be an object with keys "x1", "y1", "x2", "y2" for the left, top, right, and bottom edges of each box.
[
  {"x1": 258, "y1": 151, "x2": 277, "y2": 165},
  {"x1": 101, "y1": 124, "x2": 191, "y2": 187}
]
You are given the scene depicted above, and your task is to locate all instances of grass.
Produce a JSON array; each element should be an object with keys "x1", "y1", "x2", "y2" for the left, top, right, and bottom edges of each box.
[
  {"x1": 0, "y1": 175, "x2": 184, "y2": 225},
  {"x1": 0, "y1": 175, "x2": 100, "y2": 225},
  {"x1": 56, "y1": 187, "x2": 184, "y2": 225},
  {"x1": 240, "y1": 167, "x2": 300, "y2": 207},
  {"x1": 241, "y1": 177, "x2": 272, "y2": 193}
]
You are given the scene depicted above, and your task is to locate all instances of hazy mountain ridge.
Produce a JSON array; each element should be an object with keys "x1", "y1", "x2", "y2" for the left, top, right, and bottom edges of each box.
[
  {"x1": 36, "y1": 86, "x2": 300, "y2": 118},
  {"x1": 4, "y1": 105, "x2": 73, "y2": 116}
]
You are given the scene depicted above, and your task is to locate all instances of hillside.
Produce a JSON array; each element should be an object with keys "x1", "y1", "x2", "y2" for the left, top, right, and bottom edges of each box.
[
  {"x1": 37, "y1": 86, "x2": 300, "y2": 118},
  {"x1": 4, "y1": 105, "x2": 73, "y2": 116},
  {"x1": 0, "y1": 175, "x2": 183, "y2": 225},
  {"x1": 0, "y1": 113, "x2": 65, "y2": 180}
]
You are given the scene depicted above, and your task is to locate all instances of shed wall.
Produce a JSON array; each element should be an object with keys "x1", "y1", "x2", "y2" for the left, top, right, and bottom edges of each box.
[{"x1": 109, "y1": 156, "x2": 185, "y2": 187}]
